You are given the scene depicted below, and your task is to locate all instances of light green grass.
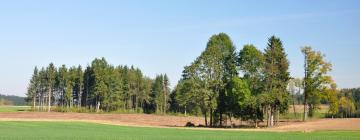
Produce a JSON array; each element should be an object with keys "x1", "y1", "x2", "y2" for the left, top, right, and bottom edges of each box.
[
  {"x1": 280, "y1": 112, "x2": 327, "y2": 120},
  {"x1": 0, "y1": 106, "x2": 30, "y2": 112},
  {"x1": 0, "y1": 121, "x2": 359, "y2": 140}
]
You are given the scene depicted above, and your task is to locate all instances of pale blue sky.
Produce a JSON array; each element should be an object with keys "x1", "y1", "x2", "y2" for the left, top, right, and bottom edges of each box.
[{"x1": 0, "y1": 0, "x2": 359, "y2": 96}]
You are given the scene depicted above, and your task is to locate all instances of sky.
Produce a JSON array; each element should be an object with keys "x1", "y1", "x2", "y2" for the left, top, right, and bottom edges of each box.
[{"x1": 0, "y1": 0, "x2": 359, "y2": 97}]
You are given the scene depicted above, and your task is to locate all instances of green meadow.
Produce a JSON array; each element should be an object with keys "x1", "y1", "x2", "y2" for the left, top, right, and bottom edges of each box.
[
  {"x1": 0, "y1": 106, "x2": 30, "y2": 112},
  {"x1": 0, "y1": 121, "x2": 358, "y2": 140}
]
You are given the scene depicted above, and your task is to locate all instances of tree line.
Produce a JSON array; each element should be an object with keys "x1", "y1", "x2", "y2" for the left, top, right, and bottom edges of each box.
[
  {"x1": 0, "y1": 94, "x2": 26, "y2": 106},
  {"x1": 27, "y1": 32, "x2": 356, "y2": 128},
  {"x1": 26, "y1": 58, "x2": 170, "y2": 113}
]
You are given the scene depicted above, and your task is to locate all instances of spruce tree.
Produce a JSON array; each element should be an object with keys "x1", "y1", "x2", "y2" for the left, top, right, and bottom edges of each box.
[
  {"x1": 263, "y1": 36, "x2": 290, "y2": 126},
  {"x1": 26, "y1": 67, "x2": 39, "y2": 110}
]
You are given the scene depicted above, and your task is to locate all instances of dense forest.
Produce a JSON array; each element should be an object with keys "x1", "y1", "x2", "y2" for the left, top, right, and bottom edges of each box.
[
  {"x1": 26, "y1": 33, "x2": 360, "y2": 128},
  {"x1": 26, "y1": 59, "x2": 169, "y2": 113}
]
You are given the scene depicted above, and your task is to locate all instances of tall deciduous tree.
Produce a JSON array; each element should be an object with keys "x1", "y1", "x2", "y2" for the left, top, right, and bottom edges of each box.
[
  {"x1": 176, "y1": 33, "x2": 237, "y2": 127},
  {"x1": 302, "y1": 46, "x2": 332, "y2": 121},
  {"x1": 179, "y1": 63, "x2": 212, "y2": 125},
  {"x1": 238, "y1": 44, "x2": 264, "y2": 95},
  {"x1": 238, "y1": 44, "x2": 265, "y2": 127}
]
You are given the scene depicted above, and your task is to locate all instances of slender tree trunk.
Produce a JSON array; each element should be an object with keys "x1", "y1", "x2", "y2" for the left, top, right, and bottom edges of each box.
[
  {"x1": 129, "y1": 97, "x2": 132, "y2": 110},
  {"x1": 139, "y1": 100, "x2": 143, "y2": 112},
  {"x1": 269, "y1": 107, "x2": 274, "y2": 127},
  {"x1": 220, "y1": 111, "x2": 223, "y2": 127},
  {"x1": 303, "y1": 53, "x2": 308, "y2": 121},
  {"x1": 210, "y1": 108, "x2": 213, "y2": 127},
  {"x1": 204, "y1": 110, "x2": 208, "y2": 127},
  {"x1": 274, "y1": 109, "x2": 277, "y2": 126},
  {"x1": 268, "y1": 109, "x2": 271, "y2": 127},
  {"x1": 44, "y1": 94, "x2": 46, "y2": 111},
  {"x1": 123, "y1": 102, "x2": 126, "y2": 110},
  {"x1": 274, "y1": 108, "x2": 277, "y2": 126},
  {"x1": 156, "y1": 104, "x2": 158, "y2": 113},
  {"x1": 267, "y1": 106, "x2": 270, "y2": 127},
  {"x1": 78, "y1": 87, "x2": 82, "y2": 108},
  {"x1": 303, "y1": 97, "x2": 307, "y2": 121},
  {"x1": 132, "y1": 95, "x2": 135, "y2": 111},
  {"x1": 42, "y1": 95, "x2": 44, "y2": 111},
  {"x1": 37, "y1": 94, "x2": 40, "y2": 111},
  {"x1": 96, "y1": 100, "x2": 101, "y2": 113},
  {"x1": 61, "y1": 90, "x2": 64, "y2": 107},
  {"x1": 254, "y1": 119, "x2": 258, "y2": 128},
  {"x1": 163, "y1": 87, "x2": 167, "y2": 114},
  {"x1": 270, "y1": 113, "x2": 274, "y2": 126},
  {"x1": 71, "y1": 92, "x2": 74, "y2": 108},
  {"x1": 184, "y1": 105, "x2": 187, "y2": 116},
  {"x1": 40, "y1": 95, "x2": 43, "y2": 111},
  {"x1": 293, "y1": 95, "x2": 297, "y2": 118},
  {"x1": 135, "y1": 95, "x2": 138, "y2": 112},
  {"x1": 48, "y1": 87, "x2": 51, "y2": 112},
  {"x1": 255, "y1": 112, "x2": 258, "y2": 128},
  {"x1": 33, "y1": 95, "x2": 36, "y2": 111},
  {"x1": 276, "y1": 109, "x2": 279, "y2": 126}
]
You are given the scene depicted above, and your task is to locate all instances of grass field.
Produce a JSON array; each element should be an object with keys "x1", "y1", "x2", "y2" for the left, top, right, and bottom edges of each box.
[
  {"x1": 0, "y1": 121, "x2": 359, "y2": 140},
  {"x1": 0, "y1": 106, "x2": 30, "y2": 112},
  {"x1": 280, "y1": 105, "x2": 329, "y2": 120}
]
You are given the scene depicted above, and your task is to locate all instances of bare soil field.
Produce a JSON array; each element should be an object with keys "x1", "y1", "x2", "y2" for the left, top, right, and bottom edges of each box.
[
  {"x1": 271, "y1": 118, "x2": 360, "y2": 132},
  {"x1": 0, "y1": 112, "x2": 359, "y2": 132},
  {"x1": 0, "y1": 112, "x2": 204, "y2": 127}
]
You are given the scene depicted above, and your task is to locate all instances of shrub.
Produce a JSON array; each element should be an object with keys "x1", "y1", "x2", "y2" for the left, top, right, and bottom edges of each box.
[{"x1": 185, "y1": 122, "x2": 195, "y2": 127}]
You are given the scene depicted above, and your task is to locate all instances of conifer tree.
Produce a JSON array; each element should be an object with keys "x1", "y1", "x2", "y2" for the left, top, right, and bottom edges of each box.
[
  {"x1": 27, "y1": 67, "x2": 39, "y2": 110},
  {"x1": 263, "y1": 36, "x2": 290, "y2": 126},
  {"x1": 46, "y1": 63, "x2": 56, "y2": 112}
]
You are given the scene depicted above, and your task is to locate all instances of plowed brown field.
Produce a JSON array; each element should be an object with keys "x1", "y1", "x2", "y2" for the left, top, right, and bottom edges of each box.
[
  {"x1": 270, "y1": 118, "x2": 360, "y2": 132},
  {"x1": 0, "y1": 112, "x2": 203, "y2": 127},
  {"x1": 0, "y1": 112, "x2": 359, "y2": 132}
]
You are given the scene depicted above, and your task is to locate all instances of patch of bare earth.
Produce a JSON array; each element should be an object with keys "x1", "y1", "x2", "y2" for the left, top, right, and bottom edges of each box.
[
  {"x1": 0, "y1": 112, "x2": 204, "y2": 128},
  {"x1": 270, "y1": 118, "x2": 360, "y2": 132}
]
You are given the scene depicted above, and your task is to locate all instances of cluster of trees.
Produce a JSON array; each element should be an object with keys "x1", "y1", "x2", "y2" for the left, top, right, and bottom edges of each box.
[
  {"x1": 26, "y1": 32, "x2": 352, "y2": 128},
  {"x1": 26, "y1": 58, "x2": 170, "y2": 113},
  {"x1": 328, "y1": 88, "x2": 360, "y2": 118},
  {"x1": 286, "y1": 47, "x2": 359, "y2": 119},
  {"x1": 173, "y1": 34, "x2": 291, "y2": 127},
  {"x1": 173, "y1": 33, "x2": 336, "y2": 127}
]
